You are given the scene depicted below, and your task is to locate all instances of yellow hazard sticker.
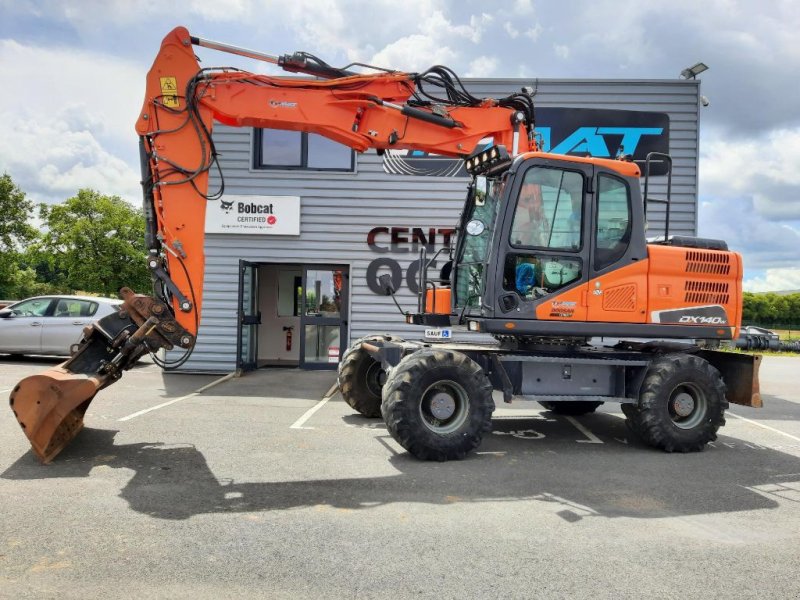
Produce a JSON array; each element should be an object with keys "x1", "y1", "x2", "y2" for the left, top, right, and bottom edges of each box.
[{"x1": 159, "y1": 76, "x2": 179, "y2": 108}]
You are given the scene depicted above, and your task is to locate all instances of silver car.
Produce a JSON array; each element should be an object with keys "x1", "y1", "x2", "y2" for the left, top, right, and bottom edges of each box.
[{"x1": 0, "y1": 295, "x2": 123, "y2": 357}]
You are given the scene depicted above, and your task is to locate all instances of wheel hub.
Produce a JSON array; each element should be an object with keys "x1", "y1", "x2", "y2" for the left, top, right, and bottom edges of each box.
[
  {"x1": 429, "y1": 392, "x2": 457, "y2": 420},
  {"x1": 671, "y1": 392, "x2": 695, "y2": 417}
]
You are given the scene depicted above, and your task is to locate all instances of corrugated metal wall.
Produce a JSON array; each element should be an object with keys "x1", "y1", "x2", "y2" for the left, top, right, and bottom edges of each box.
[{"x1": 175, "y1": 78, "x2": 700, "y2": 372}]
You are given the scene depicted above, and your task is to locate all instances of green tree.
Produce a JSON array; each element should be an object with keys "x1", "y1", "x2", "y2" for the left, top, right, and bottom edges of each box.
[
  {"x1": 0, "y1": 173, "x2": 39, "y2": 299},
  {"x1": 38, "y1": 189, "x2": 151, "y2": 296}
]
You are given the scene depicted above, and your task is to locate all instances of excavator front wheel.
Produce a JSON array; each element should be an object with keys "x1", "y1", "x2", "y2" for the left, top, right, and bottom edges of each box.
[{"x1": 381, "y1": 348, "x2": 495, "y2": 461}]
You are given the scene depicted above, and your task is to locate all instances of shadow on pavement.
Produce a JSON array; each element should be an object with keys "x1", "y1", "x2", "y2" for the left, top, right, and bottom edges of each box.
[{"x1": 4, "y1": 420, "x2": 799, "y2": 522}]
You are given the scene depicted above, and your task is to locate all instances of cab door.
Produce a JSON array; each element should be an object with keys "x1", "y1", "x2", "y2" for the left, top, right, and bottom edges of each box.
[
  {"x1": 494, "y1": 160, "x2": 593, "y2": 322},
  {"x1": 586, "y1": 172, "x2": 648, "y2": 322}
]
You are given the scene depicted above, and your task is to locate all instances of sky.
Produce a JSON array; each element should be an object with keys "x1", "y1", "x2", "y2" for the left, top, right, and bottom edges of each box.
[{"x1": 1, "y1": 0, "x2": 799, "y2": 292}]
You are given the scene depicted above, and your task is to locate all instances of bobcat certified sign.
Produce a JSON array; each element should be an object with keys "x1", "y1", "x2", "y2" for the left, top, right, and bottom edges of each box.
[{"x1": 206, "y1": 195, "x2": 300, "y2": 235}]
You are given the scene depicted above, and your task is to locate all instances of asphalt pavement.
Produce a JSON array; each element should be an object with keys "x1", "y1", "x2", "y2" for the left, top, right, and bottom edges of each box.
[{"x1": 1, "y1": 354, "x2": 799, "y2": 599}]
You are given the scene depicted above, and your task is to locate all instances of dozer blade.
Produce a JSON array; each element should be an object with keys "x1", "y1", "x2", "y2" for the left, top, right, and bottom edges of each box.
[
  {"x1": 9, "y1": 368, "x2": 102, "y2": 464},
  {"x1": 7, "y1": 288, "x2": 195, "y2": 464}
]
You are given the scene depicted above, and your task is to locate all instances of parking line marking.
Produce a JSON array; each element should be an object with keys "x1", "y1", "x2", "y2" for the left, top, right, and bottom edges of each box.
[
  {"x1": 290, "y1": 397, "x2": 331, "y2": 430},
  {"x1": 118, "y1": 372, "x2": 236, "y2": 422},
  {"x1": 727, "y1": 412, "x2": 800, "y2": 443},
  {"x1": 563, "y1": 416, "x2": 604, "y2": 444}
]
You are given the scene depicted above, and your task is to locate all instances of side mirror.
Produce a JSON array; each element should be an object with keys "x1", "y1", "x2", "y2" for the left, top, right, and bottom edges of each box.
[
  {"x1": 377, "y1": 274, "x2": 396, "y2": 296},
  {"x1": 0, "y1": 308, "x2": 14, "y2": 318}
]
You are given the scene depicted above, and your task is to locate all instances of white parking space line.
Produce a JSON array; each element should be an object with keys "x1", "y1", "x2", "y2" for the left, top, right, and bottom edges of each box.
[
  {"x1": 290, "y1": 397, "x2": 331, "y2": 430},
  {"x1": 562, "y1": 415, "x2": 604, "y2": 444},
  {"x1": 289, "y1": 382, "x2": 339, "y2": 430},
  {"x1": 118, "y1": 372, "x2": 236, "y2": 422},
  {"x1": 728, "y1": 412, "x2": 800, "y2": 443}
]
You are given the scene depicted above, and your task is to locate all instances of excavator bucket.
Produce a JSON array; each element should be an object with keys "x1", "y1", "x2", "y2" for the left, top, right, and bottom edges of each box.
[
  {"x1": 7, "y1": 288, "x2": 195, "y2": 464},
  {"x1": 9, "y1": 368, "x2": 101, "y2": 463}
]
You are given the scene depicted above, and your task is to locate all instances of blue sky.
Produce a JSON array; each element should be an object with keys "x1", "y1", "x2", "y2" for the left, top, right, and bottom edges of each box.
[{"x1": 1, "y1": 0, "x2": 799, "y2": 291}]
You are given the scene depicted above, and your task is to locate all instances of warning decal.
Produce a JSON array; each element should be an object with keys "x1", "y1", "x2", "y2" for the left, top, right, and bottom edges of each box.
[{"x1": 159, "y1": 76, "x2": 179, "y2": 108}]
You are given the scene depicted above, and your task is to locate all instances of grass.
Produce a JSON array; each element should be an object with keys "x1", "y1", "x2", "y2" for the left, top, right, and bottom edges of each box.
[{"x1": 771, "y1": 329, "x2": 799, "y2": 342}]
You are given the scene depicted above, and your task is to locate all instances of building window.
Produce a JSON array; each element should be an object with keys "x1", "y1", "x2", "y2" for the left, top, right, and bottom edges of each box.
[{"x1": 254, "y1": 129, "x2": 354, "y2": 171}]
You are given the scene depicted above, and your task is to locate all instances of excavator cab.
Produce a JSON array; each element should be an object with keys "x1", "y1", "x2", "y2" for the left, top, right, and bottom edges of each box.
[
  {"x1": 452, "y1": 150, "x2": 646, "y2": 330},
  {"x1": 416, "y1": 147, "x2": 742, "y2": 346}
]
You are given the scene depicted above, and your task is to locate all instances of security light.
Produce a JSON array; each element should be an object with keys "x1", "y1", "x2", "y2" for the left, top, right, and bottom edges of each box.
[{"x1": 680, "y1": 62, "x2": 709, "y2": 79}]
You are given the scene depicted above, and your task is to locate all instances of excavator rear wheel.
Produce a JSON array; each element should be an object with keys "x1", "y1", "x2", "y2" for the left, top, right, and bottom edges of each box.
[
  {"x1": 381, "y1": 348, "x2": 494, "y2": 461},
  {"x1": 338, "y1": 334, "x2": 401, "y2": 418},
  {"x1": 624, "y1": 354, "x2": 727, "y2": 453}
]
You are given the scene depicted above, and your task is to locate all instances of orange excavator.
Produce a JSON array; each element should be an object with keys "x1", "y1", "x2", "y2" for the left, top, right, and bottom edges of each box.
[{"x1": 9, "y1": 27, "x2": 760, "y2": 463}]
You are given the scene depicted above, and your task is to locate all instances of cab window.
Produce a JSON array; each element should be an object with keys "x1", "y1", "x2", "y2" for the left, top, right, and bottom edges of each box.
[
  {"x1": 510, "y1": 167, "x2": 584, "y2": 251},
  {"x1": 595, "y1": 174, "x2": 631, "y2": 271}
]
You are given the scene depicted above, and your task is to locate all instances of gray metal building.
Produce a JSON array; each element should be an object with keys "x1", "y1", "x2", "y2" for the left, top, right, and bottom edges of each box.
[{"x1": 176, "y1": 78, "x2": 701, "y2": 373}]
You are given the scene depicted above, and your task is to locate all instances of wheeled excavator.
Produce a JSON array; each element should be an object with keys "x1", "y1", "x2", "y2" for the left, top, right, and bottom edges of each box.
[{"x1": 9, "y1": 27, "x2": 760, "y2": 463}]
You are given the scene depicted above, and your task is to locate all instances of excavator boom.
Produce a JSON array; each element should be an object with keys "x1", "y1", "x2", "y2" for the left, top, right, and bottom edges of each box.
[{"x1": 10, "y1": 26, "x2": 537, "y2": 462}]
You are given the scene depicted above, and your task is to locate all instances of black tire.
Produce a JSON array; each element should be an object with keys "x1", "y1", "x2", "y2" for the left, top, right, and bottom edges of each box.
[
  {"x1": 624, "y1": 353, "x2": 727, "y2": 452},
  {"x1": 538, "y1": 401, "x2": 603, "y2": 416},
  {"x1": 381, "y1": 349, "x2": 495, "y2": 461},
  {"x1": 337, "y1": 334, "x2": 400, "y2": 418}
]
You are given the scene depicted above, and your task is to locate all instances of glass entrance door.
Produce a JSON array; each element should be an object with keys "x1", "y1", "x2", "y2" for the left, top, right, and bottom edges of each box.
[
  {"x1": 300, "y1": 266, "x2": 348, "y2": 370},
  {"x1": 237, "y1": 260, "x2": 260, "y2": 372}
]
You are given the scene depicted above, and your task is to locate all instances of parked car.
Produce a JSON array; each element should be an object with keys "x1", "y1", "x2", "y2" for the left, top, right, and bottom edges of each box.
[{"x1": 0, "y1": 295, "x2": 123, "y2": 357}]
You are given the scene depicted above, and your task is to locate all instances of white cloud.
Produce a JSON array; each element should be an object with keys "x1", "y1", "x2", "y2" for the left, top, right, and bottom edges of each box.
[
  {"x1": 744, "y1": 268, "x2": 800, "y2": 293},
  {"x1": 0, "y1": 40, "x2": 143, "y2": 204},
  {"x1": 514, "y1": 0, "x2": 535, "y2": 15},
  {"x1": 698, "y1": 195, "x2": 800, "y2": 270},
  {"x1": 4, "y1": 0, "x2": 256, "y2": 27},
  {"x1": 504, "y1": 22, "x2": 519, "y2": 39},
  {"x1": 420, "y1": 11, "x2": 493, "y2": 44},
  {"x1": 465, "y1": 56, "x2": 499, "y2": 78},
  {"x1": 0, "y1": 40, "x2": 142, "y2": 147},
  {"x1": 702, "y1": 128, "x2": 800, "y2": 220},
  {"x1": 554, "y1": 44, "x2": 570, "y2": 59},
  {"x1": 370, "y1": 35, "x2": 457, "y2": 72},
  {"x1": 0, "y1": 109, "x2": 140, "y2": 205},
  {"x1": 524, "y1": 24, "x2": 543, "y2": 41}
]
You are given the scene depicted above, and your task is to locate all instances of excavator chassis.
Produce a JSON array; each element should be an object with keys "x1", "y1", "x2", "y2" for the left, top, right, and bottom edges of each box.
[
  {"x1": 346, "y1": 337, "x2": 762, "y2": 461},
  {"x1": 8, "y1": 288, "x2": 194, "y2": 463}
]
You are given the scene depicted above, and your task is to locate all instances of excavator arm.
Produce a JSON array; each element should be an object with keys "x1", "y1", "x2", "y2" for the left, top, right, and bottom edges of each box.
[{"x1": 10, "y1": 26, "x2": 536, "y2": 462}]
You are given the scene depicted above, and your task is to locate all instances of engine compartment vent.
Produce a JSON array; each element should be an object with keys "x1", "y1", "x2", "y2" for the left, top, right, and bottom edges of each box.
[
  {"x1": 685, "y1": 251, "x2": 731, "y2": 275},
  {"x1": 603, "y1": 284, "x2": 637, "y2": 311},
  {"x1": 685, "y1": 280, "x2": 730, "y2": 304}
]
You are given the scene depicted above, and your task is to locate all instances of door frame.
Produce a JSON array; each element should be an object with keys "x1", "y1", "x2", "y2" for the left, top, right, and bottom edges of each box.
[
  {"x1": 236, "y1": 259, "x2": 261, "y2": 372},
  {"x1": 299, "y1": 264, "x2": 349, "y2": 370}
]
